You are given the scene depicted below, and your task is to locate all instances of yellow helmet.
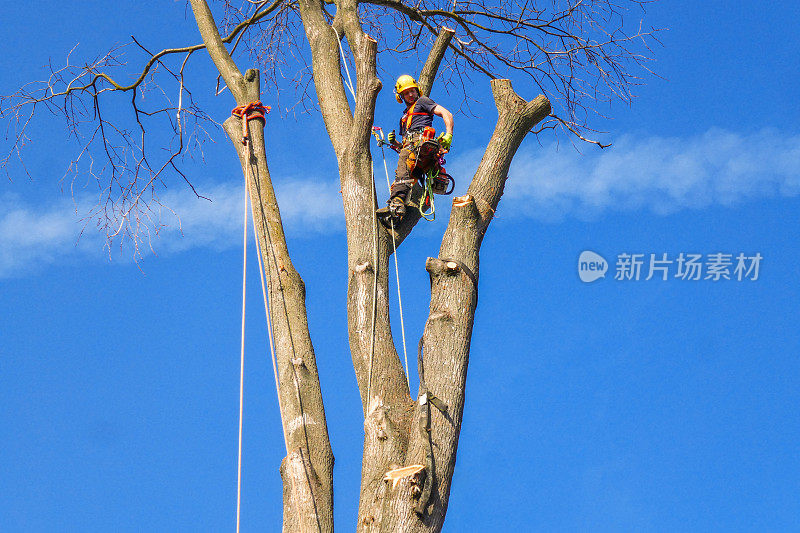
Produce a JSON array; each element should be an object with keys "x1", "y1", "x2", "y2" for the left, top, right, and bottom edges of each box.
[{"x1": 394, "y1": 74, "x2": 419, "y2": 103}]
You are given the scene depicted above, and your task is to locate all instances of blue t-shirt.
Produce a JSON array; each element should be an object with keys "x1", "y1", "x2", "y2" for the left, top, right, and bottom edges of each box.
[{"x1": 399, "y1": 96, "x2": 437, "y2": 136}]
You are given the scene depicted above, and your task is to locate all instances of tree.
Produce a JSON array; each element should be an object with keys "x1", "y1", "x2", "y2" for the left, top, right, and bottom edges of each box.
[{"x1": 1, "y1": 1, "x2": 656, "y2": 530}]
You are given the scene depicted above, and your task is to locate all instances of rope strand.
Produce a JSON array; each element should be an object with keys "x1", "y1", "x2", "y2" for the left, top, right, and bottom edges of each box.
[
  {"x1": 236, "y1": 171, "x2": 248, "y2": 533},
  {"x1": 379, "y1": 144, "x2": 411, "y2": 390},
  {"x1": 366, "y1": 164, "x2": 379, "y2": 406},
  {"x1": 235, "y1": 102, "x2": 322, "y2": 533},
  {"x1": 251, "y1": 183, "x2": 289, "y2": 453},
  {"x1": 332, "y1": 26, "x2": 357, "y2": 101}
]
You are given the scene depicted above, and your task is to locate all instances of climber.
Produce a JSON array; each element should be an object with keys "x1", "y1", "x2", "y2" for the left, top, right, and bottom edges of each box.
[{"x1": 384, "y1": 74, "x2": 454, "y2": 220}]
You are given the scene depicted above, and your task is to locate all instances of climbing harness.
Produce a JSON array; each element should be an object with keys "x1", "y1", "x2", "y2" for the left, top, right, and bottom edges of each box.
[
  {"x1": 418, "y1": 166, "x2": 455, "y2": 221},
  {"x1": 374, "y1": 125, "x2": 454, "y2": 224},
  {"x1": 401, "y1": 100, "x2": 434, "y2": 132}
]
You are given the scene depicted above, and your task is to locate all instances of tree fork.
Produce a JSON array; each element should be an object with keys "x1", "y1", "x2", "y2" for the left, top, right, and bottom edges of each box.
[
  {"x1": 355, "y1": 27, "x2": 463, "y2": 532},
  {"x1": 371, "y1": 81, "x2": 550, "y2": 533}
]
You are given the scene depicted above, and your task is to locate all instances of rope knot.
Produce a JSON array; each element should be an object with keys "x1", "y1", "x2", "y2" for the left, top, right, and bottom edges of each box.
[{"x1": 231, "y1": 101, "x2": 271, "y2": 145}]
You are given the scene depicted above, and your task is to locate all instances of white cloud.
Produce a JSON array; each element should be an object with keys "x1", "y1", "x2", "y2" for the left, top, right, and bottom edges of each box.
[
  {"x1": 3, "y1": 128, "x2": 798, "y2": 277},
  {"x1": 455, "y1": 128, "x2": 800, "y2": 220},
  {"x1": 0, "y1": 195, "x2": 87, "y2": 277},
  {"x1": 0, "y1": 178, "x2": 343, "y2": 278},
  {"x1": 156, "y1": 179, "x2": 343, "y2": 251}
]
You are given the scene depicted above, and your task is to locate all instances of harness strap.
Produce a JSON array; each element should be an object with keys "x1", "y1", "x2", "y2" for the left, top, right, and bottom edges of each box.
[
  {"x1": 402, "y1": 100, "x2": 433, "y2": 132},
  {"x1": 231, "y1": 101, "x2": 271, "y2": 144}
]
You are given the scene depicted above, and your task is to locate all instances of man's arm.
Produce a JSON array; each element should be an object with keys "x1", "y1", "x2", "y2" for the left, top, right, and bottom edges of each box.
[{"x1": 432, "y1": 105, "x2": 454, "y2": 135}]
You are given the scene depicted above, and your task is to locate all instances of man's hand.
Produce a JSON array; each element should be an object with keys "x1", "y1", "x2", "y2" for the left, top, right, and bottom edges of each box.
[
  {"x1": 438, "y1": 132, "x2": 453, "y2": 152},
  {"x1": 387, "y1": 130, "x2": 396, "y2": 145}
]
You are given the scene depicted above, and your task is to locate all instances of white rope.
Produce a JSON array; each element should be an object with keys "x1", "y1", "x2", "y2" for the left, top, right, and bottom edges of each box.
[
  {"x1": 248, "y1": 156, "x2": 318, "y2": 533},
  {"x1": 366, "y1": 164, "x2": 379, "y2": 405},
  {"x1": 250, "y1": 187, "x2": 289, "y2": 454},
  {"x1": 238, "y1": 118, "x2": 320, "y2": 532},
  {"x1": 236, "y1": 172, "x2": 248, "y2": 533},
  {"x1": 332, "y1": 25, "x2": 388, "y2": 404},
  {"x1": 379, "y1": 145, "x2": 411, "y2": 390},
  {"x1": 256, "y1": 184, "x2": 324, "y2": 533},
  {"x1": 332, "y1": 26, "x2": 356, "y2": 101},
  {"x1": 331, "y1": 26, "x2": 410, "y2": 397}
]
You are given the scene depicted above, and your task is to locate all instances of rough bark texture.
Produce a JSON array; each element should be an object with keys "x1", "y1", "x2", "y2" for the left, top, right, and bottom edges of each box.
[
  {"x1": 417, "y1": 28, "x2": 455, "y2": 97},
  {"x1": 0, "y1": 0, "x2": 651, "y2": 529},
  {"x1": 223, "y1": 87, "x2": 335, "y2": 531},
  {"x1": 193, "y1": 0, "x2": 336, "y2": 525},
  {"x1": 295, "y1": 4, "x2": 421, "y2": 527},
  {"x1": 365, "y1": 81, "x2": 550, "y2": 532},
  {"x1": 197, "y1": 2, "x2": 549, "y2": 531}
]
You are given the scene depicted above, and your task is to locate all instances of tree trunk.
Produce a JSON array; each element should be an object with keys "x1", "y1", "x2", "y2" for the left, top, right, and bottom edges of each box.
[
  {"x1": 356, "y1": 82, "x2": 550, "y2": 531},
  {"x1": 195, "y1": 1, "x2": 550, "y2": 530}
]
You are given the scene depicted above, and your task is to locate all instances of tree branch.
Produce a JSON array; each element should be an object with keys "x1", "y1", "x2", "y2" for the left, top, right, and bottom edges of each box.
[
  {"x1": 418, "y1": 27, "x2": 455, "y2": 96},
  {"x1": 388, "y1": 80, "x2": 550, "y2": 531},
  {"x1": 223, "y1": 68, "x2": 335, "y2": 533},
  {"x1": 296, "y1": 0, "x2": 353, "y2": 153},
  {"x1": 189, "y1": 0, "x2": 247, "y2": 100}
]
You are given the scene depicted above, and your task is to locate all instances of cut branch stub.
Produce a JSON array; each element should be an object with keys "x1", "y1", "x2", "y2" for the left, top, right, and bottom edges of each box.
[{"x1": 384, "y1": 464, "x2": 425, "y2": 490}]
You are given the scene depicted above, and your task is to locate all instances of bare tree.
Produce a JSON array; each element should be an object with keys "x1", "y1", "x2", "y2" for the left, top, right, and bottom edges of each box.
[{"x1": 1, "y1": 1, "x2": 657, "y2": 530}]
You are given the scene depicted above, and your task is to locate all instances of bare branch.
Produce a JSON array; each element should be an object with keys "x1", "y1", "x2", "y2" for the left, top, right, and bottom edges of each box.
[{"x1": 189, "y1": 0, "x2": 247, "y2": 99}]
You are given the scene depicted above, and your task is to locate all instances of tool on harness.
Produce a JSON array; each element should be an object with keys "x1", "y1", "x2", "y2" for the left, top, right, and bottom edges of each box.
[
  {"x1": 404, "y1": 128, "x2": 455, "y2": 221},
  {"x1": 373, "y1": 125, "x2": 455, "y2": 227},
  {"x1": 371, "y1": 126, "x2": 401, "y2": 153},
  {"x1": 231, "y1": 101, "x2": 271, "y2": 144}
]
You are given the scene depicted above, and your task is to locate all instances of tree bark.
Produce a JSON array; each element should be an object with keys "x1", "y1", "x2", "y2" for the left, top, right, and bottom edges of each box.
[
  {"x1": 368, "y1": 80, "x2": 550, "y2": 532},
  {"x1": 193, "y1": 0, "x2": 338, "y2": 519},
  {"x1": 418, "y1": 28, "x2": 455, "y2": 97},
  {"x1": 200, "y1": 3, "x2": 549, "y2": 531},
  {"x1": 222, "y1": 79, "x2": 335, "y2": 528}
]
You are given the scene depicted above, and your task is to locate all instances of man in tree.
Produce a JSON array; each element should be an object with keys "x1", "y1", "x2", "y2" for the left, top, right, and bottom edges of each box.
[
  {"x1": 385, "y1": 74, "x2": 454, "y2": 220},
  {"x1": 2, "y1": 0, "x2": 657, "y2": 528}
]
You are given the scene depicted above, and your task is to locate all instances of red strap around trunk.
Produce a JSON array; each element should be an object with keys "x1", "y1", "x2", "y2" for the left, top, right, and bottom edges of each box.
[{"x1": 231, "y1": 101, "x2": 271, "y2": 145}]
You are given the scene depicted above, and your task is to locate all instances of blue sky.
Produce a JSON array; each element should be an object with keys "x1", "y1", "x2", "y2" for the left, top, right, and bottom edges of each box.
[{"x1": 2, "y1": 1, "x2": 799, "y2": 531}]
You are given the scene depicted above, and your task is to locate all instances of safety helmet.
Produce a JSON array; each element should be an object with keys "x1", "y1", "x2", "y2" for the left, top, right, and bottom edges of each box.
[{"x1": 394, "y1": 74, "x2": 419, "y2": 103}]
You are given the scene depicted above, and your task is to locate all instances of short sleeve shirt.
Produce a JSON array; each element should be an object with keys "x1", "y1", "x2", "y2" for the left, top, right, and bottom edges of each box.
[{"x1": 399, "y1": 96, "x2": 437, "y2": 137}]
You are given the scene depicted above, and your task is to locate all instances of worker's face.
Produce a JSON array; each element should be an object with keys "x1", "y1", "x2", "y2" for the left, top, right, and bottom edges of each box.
[{"x1": 401, "y1": 87, "x2": 419, "y2": 105}]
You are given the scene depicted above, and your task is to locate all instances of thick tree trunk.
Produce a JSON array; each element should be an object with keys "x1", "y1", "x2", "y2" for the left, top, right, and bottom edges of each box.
[
  {"x1": 196, "y1": 2, "x2": 549, "y2": 531},
  {"x1": 222, "y1": 70, "x2": 335, "y2": 533},
  {"x1": 295, "y1": 5, "x2": 418, "y2": 527},
  {"x1": 361, "y1": 81, "x2": 550, "y2": 532}
]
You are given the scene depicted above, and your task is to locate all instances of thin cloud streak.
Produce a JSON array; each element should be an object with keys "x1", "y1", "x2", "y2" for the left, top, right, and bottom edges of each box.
[
  {"x1": 0, "y1": 178, "x2": 342, "y2": 278},
  {"x1": 0, "y1": 195, "x2": 85, "y2": 278},
  {"x1": 451, "y1": 128, "x2": 800, "y2": 220},
  {"x1": 4, "y1": 128, "x2": 798, "y2": 277}
]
